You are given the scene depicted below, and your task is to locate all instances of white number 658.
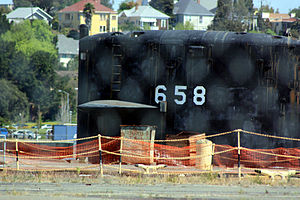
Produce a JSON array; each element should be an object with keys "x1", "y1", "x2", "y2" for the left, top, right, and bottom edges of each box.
[{"x1": 155, "y1": 85, "x2": 206, "y2": 106}]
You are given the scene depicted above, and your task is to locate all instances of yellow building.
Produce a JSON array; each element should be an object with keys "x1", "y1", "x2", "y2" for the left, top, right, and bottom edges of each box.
[{"x1": 58, "y1": 0, "x2": 118, "y2": 35}]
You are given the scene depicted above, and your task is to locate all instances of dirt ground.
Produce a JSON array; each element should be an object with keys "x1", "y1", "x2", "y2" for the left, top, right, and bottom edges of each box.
[
  {"x1": 1, "y1": 180, "x2": 300, "y2": 200},
  {"x1": 1, "y1": 170, "x2": 300, "y2": 200},
  {"x1": 1, "y1": 155, "x2": 300, "y2": 199}
]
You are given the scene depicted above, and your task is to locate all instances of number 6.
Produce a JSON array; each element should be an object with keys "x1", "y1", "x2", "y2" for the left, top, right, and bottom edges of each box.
[{"x1": 155, "y1": 85, "x2": 167, "y2": 104}]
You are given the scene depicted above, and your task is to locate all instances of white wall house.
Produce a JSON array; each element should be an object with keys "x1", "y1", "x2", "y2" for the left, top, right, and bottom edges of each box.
[
  {"x1": 6, "y1": 7, "x2": 53, "y2": 24},
  {"x1": 118, "y1": 3, "x2": 170, "y2": 30},
  {"x1": 57, "y1": 34, "x2": 79, "y2": 67},
  {"x1": 174, "y1": 0, "x2": 214, "y2": 30}
]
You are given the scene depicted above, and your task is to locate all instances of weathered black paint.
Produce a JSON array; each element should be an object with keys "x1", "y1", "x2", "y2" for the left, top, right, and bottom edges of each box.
[{"x1": 78, "y1": 30, "x2": 300, "y2": 148}]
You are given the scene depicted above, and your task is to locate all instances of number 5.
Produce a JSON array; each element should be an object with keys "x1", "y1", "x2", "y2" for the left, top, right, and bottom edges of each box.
[{"x1": 174, "y1": 85, "x2": 187, "y2": 105}]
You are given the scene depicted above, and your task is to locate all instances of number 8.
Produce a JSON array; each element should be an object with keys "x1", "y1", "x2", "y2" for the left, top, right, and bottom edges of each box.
[{"x1": 193, "y1": 86, "x2": 206, "y2": 105}]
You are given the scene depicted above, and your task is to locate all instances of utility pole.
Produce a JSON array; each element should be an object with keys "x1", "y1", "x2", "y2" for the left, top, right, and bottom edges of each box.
[{"x1": 58, "y1": 90, "x2": 70, "y2": 124}]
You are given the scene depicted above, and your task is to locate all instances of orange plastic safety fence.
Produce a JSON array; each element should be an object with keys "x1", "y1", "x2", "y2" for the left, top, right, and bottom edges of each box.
[
  {"x1": 2, "y1": 138, "x2": 120, "y2": 164},
  {"x1": 213, "y1": 145, "x2": 237, "y2": 168},
  {"x1": 1, "y1": 136, "x2": 300, "y2": 170},
  {"x1": 239, "y1": 147, "x2": 300, "y2": 169}
]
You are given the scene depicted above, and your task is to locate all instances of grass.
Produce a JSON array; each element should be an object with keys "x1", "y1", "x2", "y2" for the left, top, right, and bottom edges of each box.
[{"x1": 0, "y1": 170, "x2": 299, "y2": 186}]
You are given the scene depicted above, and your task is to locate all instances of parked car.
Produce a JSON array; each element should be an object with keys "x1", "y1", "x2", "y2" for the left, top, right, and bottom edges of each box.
[
  {"x1": 46, "y1": 129, "x2": 53, "y2": 139},
  {"x1": 12, "y1": 130, "x2": 41, "y2": 139},
  {"x1": 0, "y1": 128, "x2": 8, "y2": 136},
  {"x1": 41, "y1": 124, "x2": 52, "y2": 129}
]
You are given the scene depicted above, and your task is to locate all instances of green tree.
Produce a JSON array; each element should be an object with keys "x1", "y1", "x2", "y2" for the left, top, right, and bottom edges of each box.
[
  {"x1": 259, "y1": 4, "x2": 275, "y2": 13},
  {"x1": 0, "y1": 79, "x2": 29, "y2": 123},
  {"x1": 118, "y1": 0, "x2": 137, "y2": 13},
  {"x1": 149, "y1": 0, "x2": 173, "y2": 17},
  {"x1": 51, "y1": 15, "x2": 59, "y2": 30},
  {"x1": 52, "y1": 0, "x2": 81, "y2": 13},
  {"x1": 174, "y1": 21, "x2": 194, "y2": 30},
  {"x1": 118, "y1": 21, "x2": 142, "y2": 31},
  {"x1": 209, "y1": 0, "x2": 238, "y2": 31},
  {"x1": 83, "y1": 3, "x2": 95, "y2": 30},
  {"x1": 209, "y1": 0, "x2": 253, "y2": 32},
  {"x1": 0, "y1": 19, "x2": 61, "y2": 122},
  {"x1": 13, "y1": 0, "x2": 33, "y2": 7},
  {"x1": 0, "y1": 6, "x2": 11, "y2": 14},
  {"x1": 101, "y1": 0, "x2": 113, "y2": 9},
  {"x1": 234, "y1": 0, "x2": 250, "y2": 19},
  {"x1": 0, "y1": 11, "x2": 11, "y2": 35},
  {"x1": 31, "y1": 0, "x2": 54, "y2": 13},
  {"x1": 0, "y1": 40, "x2": 15, "y2": 79},
  {"x1": 143, "y1": 23, "x2": 151, "y2": 30},
  {"x1": 290, "y1": 6, "x2": 300, "y2": 18},
  {"x1": 289, "y1": 21, "x2": 300, "y2": 39},
  {"x1": 1, "y1": 20, "x2": 57, "y2": 57},
  {"x1": 67, "y1": 56, "x2": 79, "y2": 71}
]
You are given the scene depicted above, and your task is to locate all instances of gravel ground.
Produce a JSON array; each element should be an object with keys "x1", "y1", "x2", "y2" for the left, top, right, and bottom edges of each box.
[{"x1": 1, "y1": 180, "x2": 300, "y2": 200}]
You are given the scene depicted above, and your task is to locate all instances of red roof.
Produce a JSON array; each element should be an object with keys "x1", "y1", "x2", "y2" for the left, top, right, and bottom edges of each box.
[{"x1": 59, "y1": 0, "x2": 115, "y2": 13}]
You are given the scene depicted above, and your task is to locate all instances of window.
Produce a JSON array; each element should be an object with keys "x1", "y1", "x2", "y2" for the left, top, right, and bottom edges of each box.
[
  {"x1": 100, "y1": 14, "x2": 106, "y2": 21},
  {"x1": 100, "y1": 26, "x2": 106, "y2": 32},
  {"x1": 112, "y1": 16, "x2": 116, "y2": 20},
  {"x1": 65, "y1": 13, "x2": 70, "y2": 20},
  {"x1": 161, "y1": 19, "x2": 166, "y2": 28},
  {"x1": 199, "y1": 16, "x2": 203, "y2": 24},
  {"x1": 78, "y1": 13, "x2": 80, "y2": 20}
]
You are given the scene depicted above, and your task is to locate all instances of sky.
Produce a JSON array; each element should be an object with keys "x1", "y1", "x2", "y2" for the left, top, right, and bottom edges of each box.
[{"x1": 253, "y1": 0, "x2": 300, "y2": 13}]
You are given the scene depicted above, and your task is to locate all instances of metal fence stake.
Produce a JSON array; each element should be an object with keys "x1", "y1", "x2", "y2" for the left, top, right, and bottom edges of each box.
[
  {"x1": 237, "y1": 130, "x2": 241, "y2": 180},
  {"x1": 16, "y1": 140, "x2": 19, "y2": 170},
  {"x1": 119, "y1": 137, "x2": 123, "y2": 175},
  {"x1": 98, "y1": 134, "x2": 103, "y2": 177}
]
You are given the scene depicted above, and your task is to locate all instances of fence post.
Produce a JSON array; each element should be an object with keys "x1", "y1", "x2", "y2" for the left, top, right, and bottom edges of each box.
[
  {"x1": 237, "y1": 129, "x2": 241, "y2": 180},
  {"x1": 16, "y1": 140, "x2": 19, "y2": 170},
  {"x1": 73, "y1": 138, "x2": 77, "y2": 160},
  {"x1": 211, "y1": 143, "x2": 215, "y2": 171},
  {"x1": 98, "y1": 134, "x2": 103, "y2": 177},
  {"x1": 119, "y1": 137, "x2": 123, "y2": 175}
]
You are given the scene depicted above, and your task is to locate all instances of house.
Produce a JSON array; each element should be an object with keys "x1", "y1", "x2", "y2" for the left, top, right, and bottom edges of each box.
[
  {"x1": 58, "y1": 0, "x2": 118, "y2": 35},
  {"x1": 6, "y1": 7, "x2": 52, "y2": 24},
  {"x1": 173, "y1": 0, "x2": 214, "y2": 30},
  {"x1": 173, "y1": 0, "x2": 217, "y2": 13},
  {"x1": 0, "y1": 0, "x2": 14, "y2": 10},
  {"x1": 262, "y1": 13, "x2": 298, "y2": 35},
  {"x1": 57, "y1": 34, "x2": 79, "y2": 67},
  {"x1": 197, "y1": 0, "x2": 217, "y2": 13},
  {"x1": 118, "y1": 1, "x2": 170, "y2": 30}
]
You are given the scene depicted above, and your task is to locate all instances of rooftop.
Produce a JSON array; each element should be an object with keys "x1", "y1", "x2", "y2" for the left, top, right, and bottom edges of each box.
[
  {"x1": 199, "y1": 0, "x2": 217, "y2": 11},
  {"x1": 6, "y1": 7, "x2": 53, "y2": 20},
  {"x1": 59, "y1": 0, "x2": 115, "y2": 13},
  {"x1": 119, "y1": 5, "x2": 169, "y2": 19},
  {"x1": 57, "y1": 34, "x2": 79, "y2": 55},
  {"x1": 174, "y1": 0, "x2": 214, "y2": 16}
]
